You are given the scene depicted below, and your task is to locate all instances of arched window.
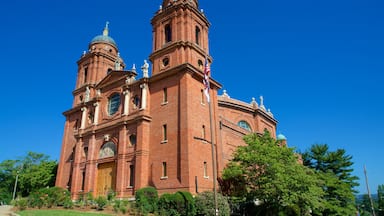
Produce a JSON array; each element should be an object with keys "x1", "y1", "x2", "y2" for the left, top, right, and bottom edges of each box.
[
  {"x1": 195, "y1": 26, "x2": 201, "y2": 45},
  {"x1": 238, "y1": 120, "x2": 252, "y2": 132},
  {"x1": 108, "y1": 93, "x2": 120, "y2": 116},
  {"x1": 129, "y1": 134, "x2": 137, "y2": 146},
  {"x1": 165, "y1": 24, "x2": 172, "y2": 43},
  {"x1": 133, "y1": 95, "x2": 140, "y2": 109},
  {"x1": 99, "y1": 142, "x2": 117, "y2": 159}
]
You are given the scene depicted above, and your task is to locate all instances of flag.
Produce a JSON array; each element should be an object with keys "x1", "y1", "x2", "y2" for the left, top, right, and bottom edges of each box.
[{"x1": 203, "y1": 57, "x2": 211, "y2": 103}]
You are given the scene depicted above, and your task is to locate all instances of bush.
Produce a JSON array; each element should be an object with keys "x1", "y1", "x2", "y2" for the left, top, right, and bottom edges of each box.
[
  {"x1": 95, "y1": 196, "x2": 108, "y2": 210},
  {"x1": 195, "y1": 191, "x2": 230, "y2": 216},
  {"x1": 27, "y1": 187, "x2": 71, "y2": 209},
  {"x1": 14, "y1": 198, "x2": 28, "y2": 211},
  {"x1": 135, "y1": 186, "x2": 158, "y2": 214},
  {"x1": 157, "y1": 191, "x2": 196, "y2": 216}
]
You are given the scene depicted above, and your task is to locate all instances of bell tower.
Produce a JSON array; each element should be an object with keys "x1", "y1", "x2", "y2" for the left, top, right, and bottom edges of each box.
[
  {"x1": 73, "y1": 22, "x2": 124, "y2": 106},
  {"x1": 150, "y1": 0, "x2": 210, "y2": 75}
]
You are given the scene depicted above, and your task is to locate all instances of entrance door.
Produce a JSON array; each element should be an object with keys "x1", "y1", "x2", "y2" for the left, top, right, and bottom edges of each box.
[{"x1": 97, "y1": 162, "x2": 116, "y2": 196}]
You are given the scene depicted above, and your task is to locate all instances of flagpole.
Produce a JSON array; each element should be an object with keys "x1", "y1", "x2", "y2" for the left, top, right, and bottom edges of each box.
[
  {"x1": 203, "y1": 55, "x2": 218, "y2": 215},
  {"x1": 364, "y1": 165, "x2": 376, "y2": 216},
  {"x1": 208, "y1": 98, "x2": 219, "y2": 216}
]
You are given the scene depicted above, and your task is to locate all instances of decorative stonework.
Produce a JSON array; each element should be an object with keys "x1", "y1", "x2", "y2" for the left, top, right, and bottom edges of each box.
[{"x1": 99, "y1": 141, "x2": 116, "y2": 159}]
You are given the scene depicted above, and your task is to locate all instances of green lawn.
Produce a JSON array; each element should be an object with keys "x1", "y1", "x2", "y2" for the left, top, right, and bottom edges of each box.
[{"x1": 17, "y1": 209, "x2": 115, "y2": 216}]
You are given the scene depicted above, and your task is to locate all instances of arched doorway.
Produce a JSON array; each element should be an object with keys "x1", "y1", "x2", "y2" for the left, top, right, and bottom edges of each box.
[{"x1": 96, "y1": 142, "x2": 117, "y2": 196}]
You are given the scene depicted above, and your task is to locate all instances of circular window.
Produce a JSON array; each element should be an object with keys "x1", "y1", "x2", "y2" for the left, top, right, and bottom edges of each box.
[
  {"x1": 108, "y1": 93, "x2": 120, "y2": 116},
  {"x1": 162, "y1": 57, "x2": 169, "y2": 67}
]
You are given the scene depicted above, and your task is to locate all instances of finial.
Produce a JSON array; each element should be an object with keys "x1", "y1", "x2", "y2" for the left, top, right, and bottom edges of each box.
[
  {"x1": 260, "y1": 95, "x2": 266, "y2": 111},
  {"x1": 103, "y1": 21, "x2": 110, "y2": 36},
  {"x1": 132, "y1": 64, "x2": 136, "y2": 72},
  {"x1": 267, "y1": 108, "x2": 274, "y2": 117},
  {"x1": 159, "y1": 5, "x2": 163, "y2": 10},
  {"x1": 222, "y1": 90, "x2": 230, "y2": 98}
]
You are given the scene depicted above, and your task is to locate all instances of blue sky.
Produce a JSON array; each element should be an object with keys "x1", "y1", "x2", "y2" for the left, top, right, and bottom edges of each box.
[{"x1": 0, "y1": 0, "x2": 383, "y2": 194}]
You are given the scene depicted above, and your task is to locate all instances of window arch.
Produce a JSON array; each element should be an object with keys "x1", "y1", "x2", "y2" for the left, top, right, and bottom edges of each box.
[
  {"x1": 129, "y1": 134, "x2": 137, "y2": 146},
  {"x1": 99, "y1": 142, "x2": 117, "y2": 159},
  {"x1": 238, "y1": 120, "x2": 252, "y2": 132},
  {"x1": 195, "y1": 26, "x2": 201, "y2": 45},
  {"x1": 108, "y1": 93, "x2": 120, "y2": 116},
  {"x1": 165, "y1": 24, "x2": 172, "y2": 43}
]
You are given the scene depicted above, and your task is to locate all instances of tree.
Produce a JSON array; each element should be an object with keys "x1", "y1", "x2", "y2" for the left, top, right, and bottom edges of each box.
[
  {"x1": 302, "y1": 144, "x2": 359, "y2": 215},
  {"x1": 0, "y1": 152, "x2": 57, "y2": 201},
  {"x1": 0, "y1": 160, "x2": 17, "y2": 204},
  {"x1": 222, "y1": 131, "x2": 324, "y2": 216},
  {"x1": 378, "y1": 184, "x2": 384, "y2": 216}
]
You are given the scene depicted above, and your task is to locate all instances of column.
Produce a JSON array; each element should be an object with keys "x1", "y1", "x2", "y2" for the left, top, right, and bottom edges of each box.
[
  {"x1": 135, "y1": 121, "x2": 150, "y2": 189},
  {"x1": 84, "y1": 134, "x2": 97, "y2": 196},
  {"x1": 123, "y1": 89, "x2": 130, "y2": 116},
  {"x1": 80, "y1": 107, "x2": 87, "y2": 129},
  {"x1": 93, "y1": 103, "x2": 99, "y2": 125},
  {"x1": 140, "y1": 84, "x2": 147, "y2": 110},
  {"x1": 115, "y1": 125, "x2": 128, "y2": 197},
  {"x1": 71, "y1": 139, "x2": 84, "y2": 200}
]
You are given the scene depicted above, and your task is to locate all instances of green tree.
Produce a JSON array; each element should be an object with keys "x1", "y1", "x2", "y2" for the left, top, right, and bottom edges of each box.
[
  {"x1": 303, "y1": 144, "x2": 359, "y2": 215},
  {"x1": 0, "y1": 160, "x2": 17, "y2": 204},
  {"x1": 222, "y1": 131, "x2": 323, "y2": 216},
  {"x1": 378, "y1": 185, "x2": 384, "y2": 216},
  {"x1": 0, "y1": 152, "x2": 57, "y2": 201}
]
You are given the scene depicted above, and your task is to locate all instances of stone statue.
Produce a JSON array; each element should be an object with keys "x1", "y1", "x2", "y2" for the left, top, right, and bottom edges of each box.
[
  {"x1": 260, "y1": 95, "x2": 266, "y2": 111},
  {"x1": 114, "y1": 53, "x2": 121, "y2": 70},
  {"x1": 85, "y1": 86, "x2": 90, "y2": 102},
  {"x1": 141, "y1": 60, "x2": 149, "y2": 78}
]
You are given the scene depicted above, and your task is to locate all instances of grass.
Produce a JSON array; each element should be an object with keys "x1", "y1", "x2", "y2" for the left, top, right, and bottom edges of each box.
[{"x1": 17, "y1": 209, "x2": 115, "y2": 216}]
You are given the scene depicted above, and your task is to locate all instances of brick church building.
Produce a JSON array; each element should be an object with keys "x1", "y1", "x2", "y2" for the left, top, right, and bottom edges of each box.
[{"x1": 56, "y1": 0, "x2": 281, "y2": 199}]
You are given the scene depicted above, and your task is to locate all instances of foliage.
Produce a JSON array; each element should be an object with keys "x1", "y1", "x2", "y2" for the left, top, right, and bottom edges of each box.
[
  {"x1": 113, "y1": 199, "x2": 130, "y2": 214},
  {"x1": 135, "y1": 186, "x2": 158, "y2": 214},
  {"x1": 195, "y1": 191, "x2": 230, "y2": 216},
  {"x1": 0, "y1": 159, "x2": 17, "y2": 204},
  {"x1": 27, "y1": 187, "x2": 71, "y2": 209},
  {"x1": 95, "y1": 196, "x2": 108, "y2": 210},
  {"x1": 14, "y1": 197, "x2": 28, "y2": 211},
  {"x1": 222, "y1": 131, "x2": 324, "y2": 215},
  {"x1": 378, "y1": 185, "x2": 384, "y2": 216},
  {"x1": 302, "y1": 144, "x2": 359, "y2": 215},
  {"x1": 357, "y1": 194, "x2": 376, "y2": 216},
  {"x1": 0, "y1": 151, "x2": 57, "y2": 202},
  {"x1": 158, "y1": 191, "x2": 196, "y2": 216},
  {"x1": 17, "y1": 209, "x2": 113, "y2": 216}
]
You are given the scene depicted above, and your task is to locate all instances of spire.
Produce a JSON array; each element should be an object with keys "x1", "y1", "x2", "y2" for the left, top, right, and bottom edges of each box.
[{"x1": 103, "y1": 21, "x2": 109, "y2": 36}]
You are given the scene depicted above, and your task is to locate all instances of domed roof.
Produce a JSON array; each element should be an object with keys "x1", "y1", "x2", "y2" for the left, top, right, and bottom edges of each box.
[
  {"x1": 90, "y1": 22, "x2": 117, "y2": 47},
  {"x1": 277, "y1": 133, "x2": 287, "y2": 141}
]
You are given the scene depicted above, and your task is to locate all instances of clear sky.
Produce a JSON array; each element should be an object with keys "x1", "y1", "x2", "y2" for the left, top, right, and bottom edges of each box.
[{"x1": 0, "y1": 0, "x2": 383, "y2": 194}]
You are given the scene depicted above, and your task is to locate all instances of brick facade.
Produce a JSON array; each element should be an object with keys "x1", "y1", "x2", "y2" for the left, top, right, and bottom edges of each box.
[{"x1": 56, "y1": 0, "x2": 278, "y2": 199}]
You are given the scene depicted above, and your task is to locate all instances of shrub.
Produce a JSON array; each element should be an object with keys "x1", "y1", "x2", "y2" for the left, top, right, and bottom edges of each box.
[
  {"x1": 95, "y1": 196, "x2": 108, "y2": 210},
  {"x1": 157, "y1": 191, "x2": 196, "y2": 216},
  {"x1": 27, "y1": 187, "x2": 71, "y2": 209},
  {"x1": 135, "y1": 186, "x2": 158, "y2": 214},
  {"x1": 195, "y1": 191, "x2": 230, "y2": 216},
  {"x1": 14, "y1": 198, "x2": 28, "y2": 211}
]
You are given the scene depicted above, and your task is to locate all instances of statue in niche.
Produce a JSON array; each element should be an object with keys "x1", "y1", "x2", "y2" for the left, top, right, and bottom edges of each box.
[{"x1": 85, "y1": 86, "x2": 90, "y2": 102}]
